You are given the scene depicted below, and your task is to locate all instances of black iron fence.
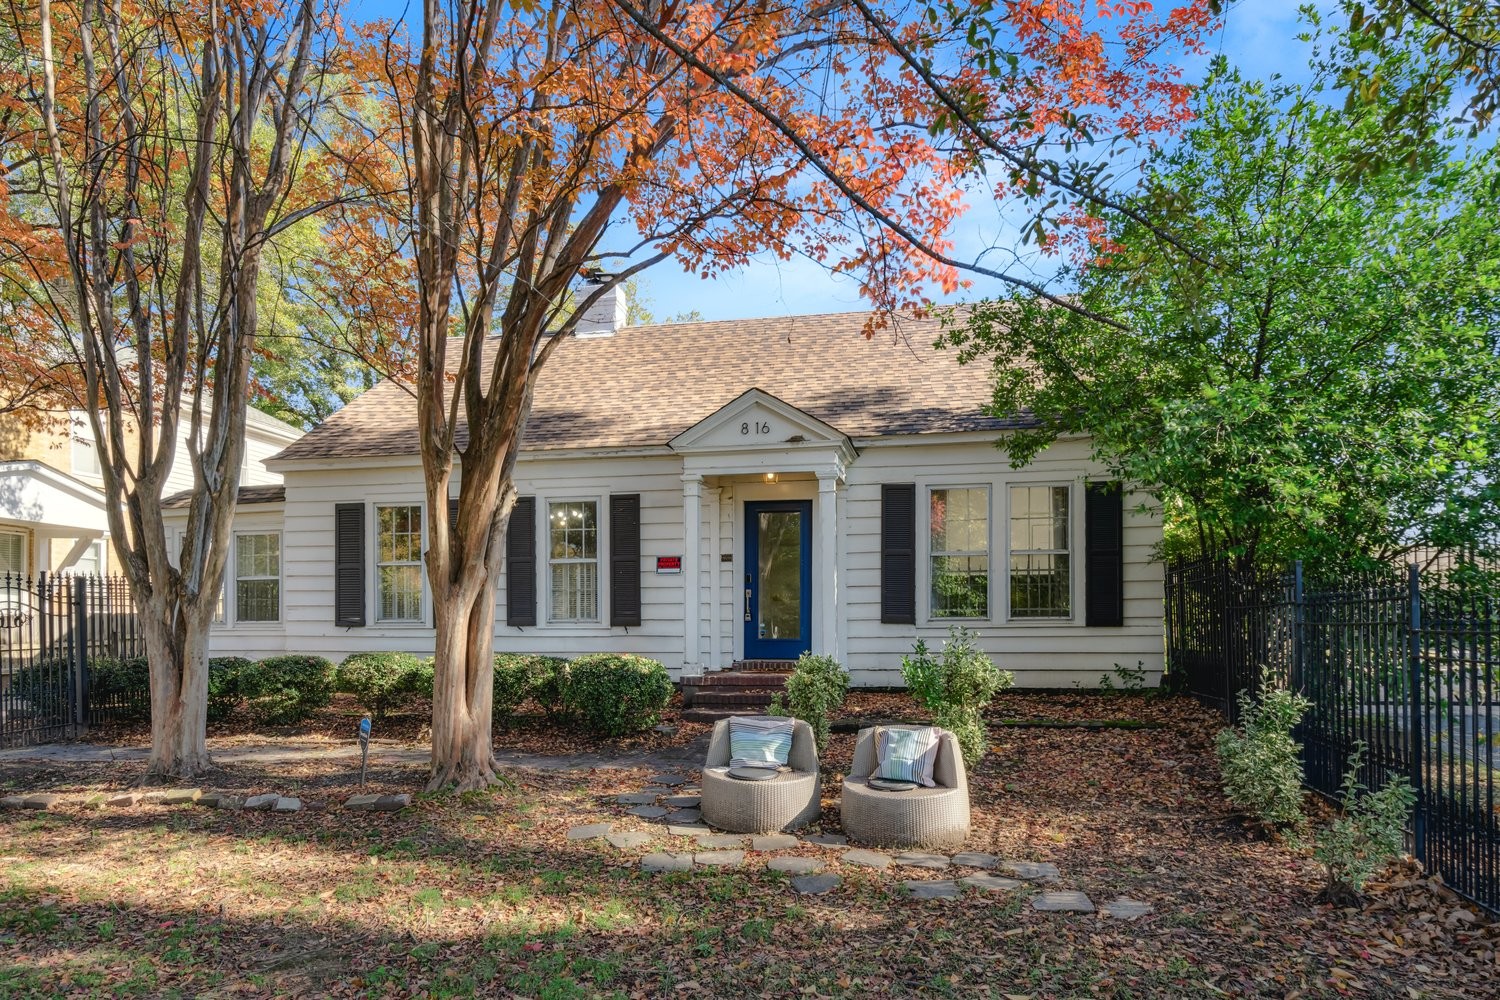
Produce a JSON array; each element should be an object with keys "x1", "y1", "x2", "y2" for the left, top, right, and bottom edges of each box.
[
  {"x1": 1167, "y1": 556, "x2": 1499, "y2": 916},
  {"x1": 0, "y1": 572, "x2": 145, "y2": 747}
]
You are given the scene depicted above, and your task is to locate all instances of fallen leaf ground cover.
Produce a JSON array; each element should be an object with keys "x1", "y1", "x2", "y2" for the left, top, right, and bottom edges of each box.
[{"x1": 2, "y1": 693, "x2": 1496, "y2": 998}]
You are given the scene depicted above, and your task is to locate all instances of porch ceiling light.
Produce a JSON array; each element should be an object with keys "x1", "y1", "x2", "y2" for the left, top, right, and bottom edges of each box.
[{"x1": 764, "y1": 472, "x2": 779, "y2": 484}]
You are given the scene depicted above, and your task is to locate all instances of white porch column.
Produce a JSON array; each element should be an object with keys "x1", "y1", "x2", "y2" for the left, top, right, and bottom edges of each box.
[
  {"x1": 816, "y1": 472, "x2": 839, "y2": 660},
  {"x1": 682, "y1": 474, "x2": 703, "y2": 674},
  {"x1": 707, "y1": 486, "x2": 722, "y2": 670}
]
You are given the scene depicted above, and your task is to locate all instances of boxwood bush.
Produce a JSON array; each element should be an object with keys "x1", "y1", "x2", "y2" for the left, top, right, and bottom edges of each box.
[
  {"x1": 239, "y1": 654, "x2": 334, "y2": 725},
  {"x1": 88, "y1": 656, "x2": 151, "y2": 722},
  {"x1": 334, "y1": 651, "x2": 429, "y2": 720},
  {"x1": 564, "y1": 654, "x2": 672, "y2": 736},
  {"x1": 207, "y1": 656, "x2": 252, "y2": 723},
  {"x1": 492, "y1": 654, "x2": 568, "y2": 726}
]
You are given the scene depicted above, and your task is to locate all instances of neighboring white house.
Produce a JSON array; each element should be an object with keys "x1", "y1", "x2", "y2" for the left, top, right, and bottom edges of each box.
[
  {"x1": 0, "y1": 407, "x2": 304, "y2": 578},
  {"x1": 165, "y1": 295, "x2": 1165, "y2": 687}
]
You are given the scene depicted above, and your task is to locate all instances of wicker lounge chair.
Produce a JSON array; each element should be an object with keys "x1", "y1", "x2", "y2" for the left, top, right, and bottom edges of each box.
[
  {"x1": 700, "y1": 716, "x2": 821, "y2": 833},
  {"x1": 840, "y1": 725, "x2": 970, "y2": 851}
]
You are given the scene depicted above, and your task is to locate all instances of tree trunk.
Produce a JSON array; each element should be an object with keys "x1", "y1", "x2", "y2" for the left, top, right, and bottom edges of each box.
[
  {"x1": 141, "y1": 600, "x2": 213, "y2": 779},
  {"x1": 427, "y1": 579, "x2": 500, "y2": 792}
]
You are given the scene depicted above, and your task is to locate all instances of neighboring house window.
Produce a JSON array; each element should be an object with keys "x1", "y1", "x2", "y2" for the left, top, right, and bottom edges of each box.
[
  {"x1": 235, "y1": 533, "x2": 281, "y2": 623},
  {"x1": 377, "y1": 505, "x2": 424, "y2": 622},
  {"x1": 1009, "y1": 485, "x2": 1071, "y2": 618},
  {"x1": 71, "y1": 426, "x2": 100, "y2": 477},
  {"x1": 548, "y1": 500, "x2": 599, "y2": 622},
  {"x1": 0, "y1": 531, "x2": 26, "y2": 576},
  {"x1": 929, "y1": 487, "x2": 989, "y2": 618}
]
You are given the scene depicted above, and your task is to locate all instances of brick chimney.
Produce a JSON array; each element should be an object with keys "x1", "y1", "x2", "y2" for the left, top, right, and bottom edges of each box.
[{"x1": 575, "y1": 276, "x2": 627, "y2": 338}]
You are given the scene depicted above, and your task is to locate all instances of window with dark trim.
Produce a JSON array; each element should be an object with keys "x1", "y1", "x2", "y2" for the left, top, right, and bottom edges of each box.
[{"x1": 1008, "y1": 485, "x2": 1071, "y2": 618}]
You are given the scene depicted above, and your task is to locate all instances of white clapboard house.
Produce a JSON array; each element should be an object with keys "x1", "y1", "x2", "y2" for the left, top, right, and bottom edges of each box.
[{"x1": 165, "y1": 289, "x2": 1164, "y2": 688}]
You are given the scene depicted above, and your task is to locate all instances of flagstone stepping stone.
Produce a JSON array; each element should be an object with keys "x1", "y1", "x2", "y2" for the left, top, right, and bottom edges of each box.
[
  {"x1": 664, "y1": 795, "x2": 700, "y2": 808},
  {"x1": 1100, "y1": 897, "x2": 1153, "y2": 920},
  {"x1": 345, "y1": 793, "x2": 382, "y2": 811},
  {"x1": 791, "y1": 873, "x2": 841, "y2": 895},
  {"x1": 959, "y1": 874, "x2": 1023, "y2": 892},
  {"x1": 641, "y1": 853, "x2": 693, "y2": 873},
  {"x1": 375, "y1": 794, "x2": 411, "y2": 811},
  {"x1": 694, "y1": 850, "x2": 744, "y2": 868},
  {"x1": 668, "y1": 823, "x2": 712, "y2": 836},
  {"x1": 1032, "y1": 891, "x2": 1095, "y2": 913},
  {"x1": 803, "y1": 833, "x2": 848, "y2": 847},
  {"x1": 244, "y1": 793, "x2": 279, "y2": 811},
  {"x1": 1004, "y1": 861, "x2": 1061, "y2": 881},
  {"x1": 160, "y1": 788, "x2": 202, "y2": 805},
  {"x1": 628, "y1": 805, "x2": 669, "y2": 819},
  {"x1": 752, "y1": 834, "x2": 799, "y2": 851},
  {"x1": 615, "y1": 793, "x2": 658, "y2": 805},
  {"x1": 105, "y1": 792, "x2": 141, "y2": 808},
  {"x1": 904, "y1": 880, "x2": 961, "y2": 900},
  {"x1": 697, "y1": 834, "x2": 747, "y2": 849},
  {"x1": 273, "y1": 797, "x2": 302, "y2": 813},
  {"x1": 642, "y1": 786, "x2": 673, "y2": 795},
  {"x1": 841, "y1": 849, "x2": 892, "y2": 869},
  {"x1": 667, "y1": 808, "x2": 702, "y2": 824},
  {"x1": 647, "y1": 774, "x2": 688, "y2": 787},
  {"x1": 0, "y1": 795, "x2": 25, "y2": 809},
  {"x1": 895, "y1": 852, "x2": 950, "y2": 870},
  {"x1": 567, "y1": 823, "x2": 613, "y2": 841},
  {"x1": 21, "y1": 793, "x2": 63, "y2": 810},
  {"x1": 606, "y1": 831, "x2": 654, "y2": 850},
  {"x1": 952, "y1": 852, "x2": 999, "y2": 869},
  {"x1": 768, "y1": 857, "x2": 824, "y2": 875}
]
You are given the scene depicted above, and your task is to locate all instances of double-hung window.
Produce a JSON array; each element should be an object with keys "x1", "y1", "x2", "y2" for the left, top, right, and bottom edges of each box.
[
  {"x1": 929, "y1": 487, "x2": 989, "y2": 619},
  {"x1": 548, "y1": 500, "x2": 599, "y2": 622},
  {"x1": 1009, "y1": 485, "x2": 1071, "y2": 618},
  {"x1": 235, "y1": 533, "x2": 281, "y2": 623},
  {"x1": 0, "y1": 531, "x2": 26, "y2": 576},
  {"x1": 377, "y1": 504, "x2": 424, "y2": 622}
]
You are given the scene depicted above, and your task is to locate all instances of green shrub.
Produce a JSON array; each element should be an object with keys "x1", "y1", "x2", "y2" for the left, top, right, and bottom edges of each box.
[
  {"x1": 207, "y1": 657, "x2": 251, "y2": 723},
  {"x1": 334, "y1": 651, "x2": 429, "y2": 720},
  {"x1": 88, "y1": 656, "x2": 151, "y2": 722},
  {"x1": 900, "y1": 626, "x2": 1012, "y2": 767},
  {"x1": 239, "y1": 654, "x2": 334, "y2": 725},
  {"x1": 767, "y1": 653, "x2": 848, "y2": 750},
  {"x1": 1313, "y1": 743, "x2": 1415, "y2": 905},
  {"x1": 533, "y1": 657, "x2": 573, "y2": 720},
  {"x1": 1214, "y1": 688, "x2": 1312, "y2": 832},
  {"x1": 408, "y1": 657, "x2": 435, "y2": 700},
  {"x1": 493, "y1": 654, "x2": 567, "y2": 726},
  {"x1": 565, "y1": 654, "x2": 673, "y2": 736},
  {"x1": 9, "y1": 657, "x2": 77, "y2": 724}
]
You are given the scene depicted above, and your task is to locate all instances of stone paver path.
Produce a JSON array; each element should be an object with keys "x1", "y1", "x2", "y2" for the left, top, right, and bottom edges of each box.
[
  {"x1": 960, "y1": 874, "x2": 1022, "y2": 892},
  {"x1": 668, "y1": 808, "x2": 702, "y2": 824},
  {"x1": 694, "y1": 850, "x2": 744, "y2": 867},
  {"x1": 1100, "y1": 897, "x2": 1153, "y2": 919},
  {"x1": 668, "y1": 824, "x2": 711, "y2": 836},
  {"x1": 696, "y1": 834, "x2": 747, "y2": 849},
  {"x1": 792, "y1": 873, "x2": 841, "y2": 895},
  {"x1": 664, "y1": 795, "x2": 700, "y2": 808},
  {"x1": 951, "y1": 852, "x2": 999, "y2": 869},
  {"x1": 566, "y1": 823, "x2": 612, "y2": 841},
  {"x1": 768, "y1": 857, "x2": 823, "y2": 875},
  {"x1": 641, "y1": 853, "x2": 693, "y2": 873},
  {"x1": 606, "y1": 831, "x2": 654, "y2": 850},
  {"x1": 1005, "y1": 861, "x2": 1061, "y2": 881},
  {"x1": 841, "y1": 848, "x2": 892, "y2": 869},
  {"x1": 895, "y1": 852, "x2": 949, "y2": 870},
  {"x1": 904, "y1": 880, "x2": 961, "y2": 900},
  {"x1": 803, "y1": 833, "x2": 847, "y2": 847},
  {"x1": 1033, "y1": 891, "x2": 1095, "y2": 913},
  {"x1": 752, "y1": 834, "x2": 798, "y2": 851}
]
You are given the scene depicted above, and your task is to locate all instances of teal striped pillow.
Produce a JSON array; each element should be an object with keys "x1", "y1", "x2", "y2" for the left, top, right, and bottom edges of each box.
[
  {"x1": 874, "y1": 726, "x2": 940, "y2": 787},
  {"x1": 729, "y1": 717, "x2": 794, "y2": 768}
]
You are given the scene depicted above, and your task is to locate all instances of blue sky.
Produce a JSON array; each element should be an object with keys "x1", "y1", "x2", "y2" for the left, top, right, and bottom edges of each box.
[{"x1": 356, "y1": 0, "x2": 1326, "y2": 321}]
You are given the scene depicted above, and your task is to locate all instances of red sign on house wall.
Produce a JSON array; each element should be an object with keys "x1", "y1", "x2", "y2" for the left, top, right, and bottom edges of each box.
[{"x1": 656, "y1": 556, "x2": 682, "y2": 574}]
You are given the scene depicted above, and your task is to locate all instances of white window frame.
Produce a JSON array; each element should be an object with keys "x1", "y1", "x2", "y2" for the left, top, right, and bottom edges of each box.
[
  {"x1": 0, "y1": 529, "x2": 28, "y2": 576},
  {"x1": 70, "y1": 418, "x2": 101, "y2": 478},
  {"x1": 545, "y1": 496, "x2": 603, "y2": 625},
  {"x1": 374, "y1": 502, "x2": 427, "y2": 625},
  {"x1": 924, "y1": 484, "x2": 993, "y2": 622},
  {"x1": 232, "y1": 531, "x2": 282, "y2": 625},
  {"x1": 1003, "y1": 482, "x2": 1077, "y2": 623}
]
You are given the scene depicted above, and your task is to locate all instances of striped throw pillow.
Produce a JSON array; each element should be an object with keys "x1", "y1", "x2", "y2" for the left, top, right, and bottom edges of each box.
[
  {"x1": 873, "y1": 726, "x2": 940, "y2": 787},
  {"x1": 729, "y1": 716, "x2": 795, "y2": 769}
]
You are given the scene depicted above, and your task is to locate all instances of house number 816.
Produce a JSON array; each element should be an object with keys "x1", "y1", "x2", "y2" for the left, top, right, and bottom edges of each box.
[{"x1": 741, "y1": 420, "x2": 770, "y2": 435}]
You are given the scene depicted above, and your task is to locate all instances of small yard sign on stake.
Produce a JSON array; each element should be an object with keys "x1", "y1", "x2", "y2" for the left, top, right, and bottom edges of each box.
[{"x1": 358, "y1": 716, "x2": 371, "y2": 787}]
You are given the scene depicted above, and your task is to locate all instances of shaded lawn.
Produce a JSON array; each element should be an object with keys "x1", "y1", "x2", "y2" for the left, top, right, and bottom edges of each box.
[{"x1": 1, "y1": 694, "x2": 1496, "y2": 998}]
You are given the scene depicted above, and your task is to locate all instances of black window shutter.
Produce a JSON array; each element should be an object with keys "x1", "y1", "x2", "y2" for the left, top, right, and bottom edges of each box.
[
  {"x1": 448, "y1": 494, "x2": 460, "y2": 533},
  {"x1": 1084, "y1": 481, "x2": 1125, "y2": 627},
  {"x1": 333, "y1": 503, "x2": 366, "y2": 627},
  {"x1": 609, "y1": 493, "x2": 642, "y2": 627},
  {"x1": 880, "y1": 484, "x2": 916, "y2": 625},
  {"x1": 505, "y1": 495, "x2": 537, "y2": 627}
]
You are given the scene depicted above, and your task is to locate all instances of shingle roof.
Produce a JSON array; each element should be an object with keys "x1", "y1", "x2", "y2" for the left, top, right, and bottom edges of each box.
[
  {"x1": 163, "y1": 484, "x2": 286, "y2": 509},
  {"x1": 273, "y1": 310, "x2": 1027, "y2": 462}
]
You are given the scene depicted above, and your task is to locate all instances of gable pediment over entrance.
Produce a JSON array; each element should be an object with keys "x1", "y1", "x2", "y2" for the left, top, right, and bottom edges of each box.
[{"x1": 669, "y1": 389, "x2": 853, "y2": 458}]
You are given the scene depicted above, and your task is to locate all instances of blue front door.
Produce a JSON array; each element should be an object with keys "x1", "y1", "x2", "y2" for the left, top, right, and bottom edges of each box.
[{"x1": 744, "y1": 500, "x2": 812, "y2": 661}]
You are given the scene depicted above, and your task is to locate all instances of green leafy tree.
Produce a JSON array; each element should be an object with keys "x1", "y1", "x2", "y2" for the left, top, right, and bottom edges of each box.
[{"x1": 945, "y1": 36, "x2": 1500, "y2": 567}]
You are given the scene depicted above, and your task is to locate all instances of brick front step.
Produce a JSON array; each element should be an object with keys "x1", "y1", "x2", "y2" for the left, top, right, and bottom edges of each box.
[
  {"x1": 691, "y1": 689, "x2": 778, "y2": 708},
  {"x1": 680, "y1": 671, "x2": 791, "y2": 690},
  {"x1": 735, "y1": 659, "x2": 797, "y2": 673},
  {"x1": 682, "y1": 707, "x2": 773, "y2": 724}
]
